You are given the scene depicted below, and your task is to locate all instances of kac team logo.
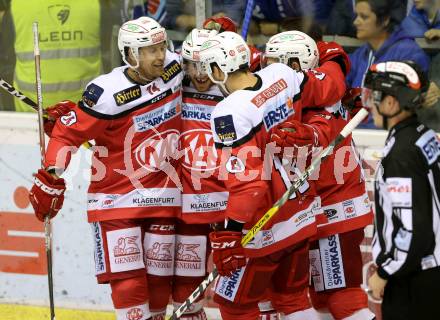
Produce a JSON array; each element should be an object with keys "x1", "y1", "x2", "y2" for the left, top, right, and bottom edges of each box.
[
  {"x1": 126, "y1": 307, "x2": 144, "y2": 320},
  {"x1": 134, "y1": 129, "x2": 179, "y2": 172},
  {"x1": 180, "y1": 129, "x2": 218, "y2": 171}
]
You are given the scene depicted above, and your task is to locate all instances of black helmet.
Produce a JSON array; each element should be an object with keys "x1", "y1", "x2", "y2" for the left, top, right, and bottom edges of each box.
[{"x1": 363, "y1": 60, "x2": 428, "y2": 111}]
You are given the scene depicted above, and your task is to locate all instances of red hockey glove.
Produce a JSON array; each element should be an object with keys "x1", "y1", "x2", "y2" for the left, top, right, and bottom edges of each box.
[
  {"x1": 249, "y1": 45, "x2": 262, "y2": 72},
  {"x1": 44, "y1": 100, "x2": 77, "y2": 137},
  {"x1": 209, "y1": 231, "x2": 246, "y2": 277},
  {"x1": 203, "y1": 16, "x2": 237, "y2": 33},
  {"x1": 317, "y1": 41, "x2": 350, "y2": 76},
  {"x1": 271, "y1": 120, "x2": 317, "y2": 149},
  {"x1": 342, "y1": 87, "x2": 369, "y2": 121},
  {"x1": 29, "y1": 169, "x2": 66, "y2": 222}
]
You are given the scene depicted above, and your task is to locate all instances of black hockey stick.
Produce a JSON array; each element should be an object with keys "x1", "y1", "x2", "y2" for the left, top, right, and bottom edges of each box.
[
  {"x1": 0, "y1": 77, "x2": 93, "y2": 149},
  {"x1": 33, "y1": 22, "x2": 56, "y2": 320},
  {"x1": 0, "y1": 78, "x2": 42, "y2": 111},
  {"x1": 170, "y1": 108, "x2": 370, "y2": 319}
]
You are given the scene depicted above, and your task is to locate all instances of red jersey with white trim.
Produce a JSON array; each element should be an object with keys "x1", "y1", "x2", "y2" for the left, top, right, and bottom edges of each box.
[
  {"x1": 303, "y1": 103, "x2": 373, "y2": 238},
  {"x1": 210, "y1": 61, "x2": 346, "y2": 257},
  {"x1": 45, "y1": 51, "x2": 184, "y2": 222},
  {"x1": 180, "y1": 81, "x2": 227, "y2": 224}
]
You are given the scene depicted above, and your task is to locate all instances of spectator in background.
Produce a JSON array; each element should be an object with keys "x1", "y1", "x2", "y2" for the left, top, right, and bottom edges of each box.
[
  {"x1": 347, "y1": 0, "x2": 430, "y2": 128},
  {"x1": 417, "y1": 53, "x2": 440, "y2": 131},
  {"x1": 0, "y1": 0, "x2": 120, "y2": 112},
  {"x1": 326, "y1": 0, "x2": 408, "y2": 37},
  {"x1": 121, "y1": 0, "x2": 167, "y2": 25},
  {"x1": 249, "y1": 0, "x2": 314, "y2": 37},
  {"x1": 400, "y1": 1, "x2": 440, "y2": 131},
  {"x1": 163, "y1": 0, "x2": 244, "y2": 32},
  {"x1": 401, "y1": 0, "x2": 440, "y2": 39}
]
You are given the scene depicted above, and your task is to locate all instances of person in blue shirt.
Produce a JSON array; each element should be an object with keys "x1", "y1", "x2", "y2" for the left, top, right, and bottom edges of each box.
[
  {"x1": 401, "y1": 0, "x2": 440, "y2": 39},
  {"x1": 347, "y1": 0, "x2": 430, "y2": 128}
]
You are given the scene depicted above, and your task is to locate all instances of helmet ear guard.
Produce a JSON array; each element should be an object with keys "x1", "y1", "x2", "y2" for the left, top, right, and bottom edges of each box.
[{"x1": 363, "y1": 61, "x2": 429, "y2": 111}]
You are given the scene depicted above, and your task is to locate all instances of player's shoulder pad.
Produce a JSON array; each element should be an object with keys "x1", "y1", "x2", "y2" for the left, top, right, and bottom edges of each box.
[
  {"x1": 160, "y1": 51, "x2": 183, "y2": 84},
  {"x1": 211, "y1": 94, "x2": 261, "y2": 147},
  {"x1": 415, "y1": 127, "x2": 440, "y2": 165}
]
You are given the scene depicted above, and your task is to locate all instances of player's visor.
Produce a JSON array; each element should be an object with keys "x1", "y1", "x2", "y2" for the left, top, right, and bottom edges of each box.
[
  {"x1": 361, "y1": 87, "x2": 383, "y2": 110},
  {"x1": 183, "y1": 59, "x2": 206, "y2": 77}
]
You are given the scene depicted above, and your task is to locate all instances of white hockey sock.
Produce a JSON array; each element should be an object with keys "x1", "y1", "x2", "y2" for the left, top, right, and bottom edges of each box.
[
  {"x1": 342, "y1": 308, "x2": 375, "y2": 320},
  {"x1": 281, "y1": 307, "x2": 321, "y2": 320},
  {"x1": 115, "y1": 303, "x2": 151, "y2": 320}
]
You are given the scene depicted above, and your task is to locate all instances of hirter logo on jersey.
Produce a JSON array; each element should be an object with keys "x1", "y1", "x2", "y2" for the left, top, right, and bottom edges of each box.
[
  {"x1": 113, "y1": 85, "x2": 142, "y2": 106},
  {"x1": 214, "y1": 115, "x2": 237, "y2": 143},
  {"x1": 161, "y1": 60, "x2": 182, "y2": 83},
  {"x1": 180, "y1": 129, "x2": 218, "y2": 171},
  {"x1": 134, "y1": 129, "x2": 179, "y2": 172},
  {"x1": 251, "y1": 79, "x2": 288, "y2": 107}
]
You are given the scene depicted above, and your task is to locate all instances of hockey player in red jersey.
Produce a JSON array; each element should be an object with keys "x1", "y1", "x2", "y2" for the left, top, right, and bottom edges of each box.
[
  {"x1": 264, "y1": 31, "x2": 375, "y2": 320},
  {"x1": 173, "y1": 27, "x2": 224, "y2": 320},
  {"x1": 198, "y1": 31, "x2": 348, "y2": 320},
  {"x1": 28, "y1": 17, "x2": 183, "y2": 320}
]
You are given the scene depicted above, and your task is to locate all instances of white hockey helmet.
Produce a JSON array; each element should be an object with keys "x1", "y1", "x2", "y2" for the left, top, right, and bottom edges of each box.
[
  {"x1": 118, "y1": 17, "x2": 167, "y2": 68},
  {"x1": 182, "y1": 28, "x2": 219, "y2": 62},
  {"x1": 264, "y1": 31, "x2": 319, "y2": 70},
  {"x1": 199, "y1": 31, "x2": 250, "y2": 87}
]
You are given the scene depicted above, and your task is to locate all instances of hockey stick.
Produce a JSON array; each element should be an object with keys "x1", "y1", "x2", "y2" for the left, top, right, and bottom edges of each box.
[
  {"x1": 33, "y1": 22, "x2": 56, "y2": 320},
  {"x1": 0, "y1": 77, "x2": 93, "y2": 149},
  {"x1": 241, "y1": 0, "x2": 255, "y2": 41},
  {"x1": 170, "y1": 107, "x2": 370, "y2": 319},
  {"x1": 0, "y1": 78, "x2": 40, "y2": 110}
]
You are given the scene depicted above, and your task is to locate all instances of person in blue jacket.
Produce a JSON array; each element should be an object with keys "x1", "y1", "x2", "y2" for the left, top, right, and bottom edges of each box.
[
  {"x1": 347, "y1": 0, "x2": 430, "y2": 128},
  {"x1": 401, "y1": 0, "x2": 440, "y2": 39}
]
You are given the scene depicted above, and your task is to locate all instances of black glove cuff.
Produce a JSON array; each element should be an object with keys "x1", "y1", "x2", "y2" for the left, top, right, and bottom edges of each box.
[{"x1": 225, "y1": 219, "x2": 244, "y2": 232}]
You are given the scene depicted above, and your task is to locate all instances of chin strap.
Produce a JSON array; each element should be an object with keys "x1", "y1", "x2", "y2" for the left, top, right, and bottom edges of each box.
[
  {"x1": 131, "y1": 67, "x2": 154, "y2": 84},
  {"x1": 377, "y1": 106, "x2": 403, "y2": 130},
  {"x1": 207, "y1": 71, "x2": 230, "y2": 96}
]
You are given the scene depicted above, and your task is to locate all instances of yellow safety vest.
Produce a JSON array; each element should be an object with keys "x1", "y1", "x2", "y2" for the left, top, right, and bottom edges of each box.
[{"x1": 11, "y1": 0, "x2": 101, "y2": 112}]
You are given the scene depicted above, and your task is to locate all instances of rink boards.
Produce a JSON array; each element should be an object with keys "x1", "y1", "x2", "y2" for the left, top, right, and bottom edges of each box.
[{"x1": 0, "y1": 112, "x2": 389, "y2": 319}]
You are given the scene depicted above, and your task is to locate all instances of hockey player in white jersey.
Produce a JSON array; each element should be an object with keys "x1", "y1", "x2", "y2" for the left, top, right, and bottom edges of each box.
[
  {"x1": 29, "y1": 17, "x2": 183, "y2": 320},
  {"x1": 173, "y1": 27, "x2": 223, "y2": 320},
  {"x1": 198, "y1": 31, "x2": 348, "y2": 319},
  {"x1": 264, "y1": 31, "x2": 375, "y2": 320}
]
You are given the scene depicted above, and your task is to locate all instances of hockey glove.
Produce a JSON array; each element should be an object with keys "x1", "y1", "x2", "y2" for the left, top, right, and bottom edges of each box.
[
  {"x1": 44, "y1": 100, "x2": 77, "y2": 137},
  {"x1": 203, "y1": 16, "x2": 237, "y2": 33},
  {"x1": 271, "y1": 120, "x2": 317, "y2": 149},
  {"x1": 317, "y1": 41, "x2": 350, "y2": 76},
  {"x1": 29, "y1": 169, "x2": 66, "y2": 222},
  {"x1": 209, "y1": 231, "x2": 246, "y2": 277}
]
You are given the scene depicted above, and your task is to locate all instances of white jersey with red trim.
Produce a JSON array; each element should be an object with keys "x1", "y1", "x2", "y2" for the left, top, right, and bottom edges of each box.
[
  {"x1": 210, "y1": 62, "x2": 346, "y2": 257},
  {"x1": 304, "y1": 103, "x2": 373, "y2": 238},
  {"x1": 45, "y1": 51, "x2": 184, "y2": 222},
  {"x1": 180, "y1": 81, "x2": 227, "y2": 224}
]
